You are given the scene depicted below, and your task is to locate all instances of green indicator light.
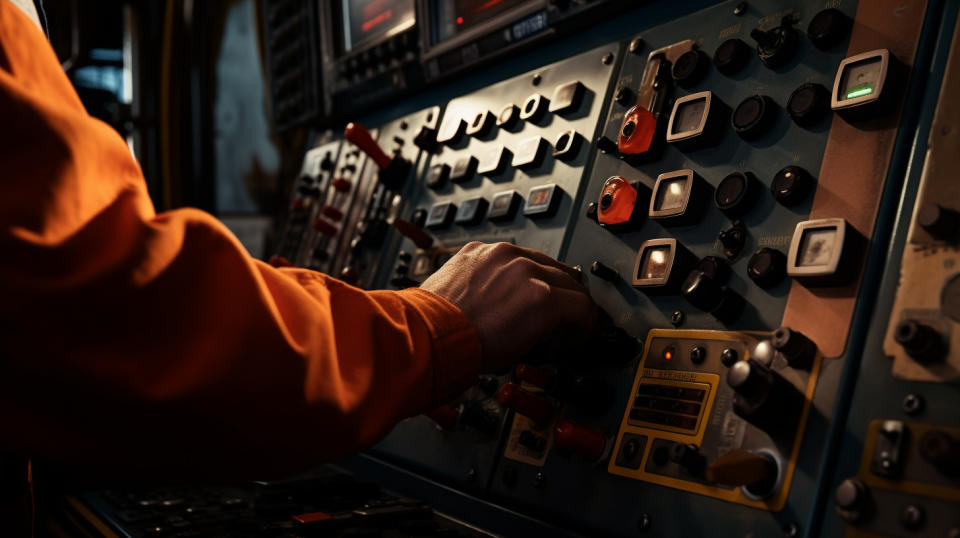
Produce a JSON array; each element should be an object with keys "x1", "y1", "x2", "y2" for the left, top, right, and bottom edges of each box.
[{"x1": 845, "y1": 86, "x2": 874, "y2": 99}]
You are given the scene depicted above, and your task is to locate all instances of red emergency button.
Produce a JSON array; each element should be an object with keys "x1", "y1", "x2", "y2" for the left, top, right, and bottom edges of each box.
[
  {"x1": 514, "y1": 364, "x2": 552, "y2": 389},
  {"x1": 322, "y1": 205, "x2": 344, "y2": 221},
  {"x1": 597, "y1": 176, "x2": 643, "y2": 231},
  {"x1": 553, "y1": 420, "x2": 606, "y2": 460},
  {"x1": 268, "y1": 255, "x2": 292, "y2": 268},
  {"x1": 332, "y1": 178, "x2": 352, "y2": 193},
  {"x1": 497, "y1": 382, "x2": 553, "y2": 424},
  {"x1": 424, "y1": 403, "x2": 460, "y2": 430},
  {"x1": 618, "y1": 105, "x2": 659, "y2": 158},
  {"x1": 312, "y1": 218, "x2": 338, "y2": 236}
]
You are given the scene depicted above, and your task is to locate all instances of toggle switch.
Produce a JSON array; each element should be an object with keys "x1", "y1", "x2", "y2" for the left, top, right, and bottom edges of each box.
[
  {"x1": 771, "y1": 326, "x2": 816, "y2": 370},
  {"x1": 750, "y1": 16, "x2": 799, "y2": 68},
  {"x1": 392, "y1": 218, "x2": 434, "y2": 249}
]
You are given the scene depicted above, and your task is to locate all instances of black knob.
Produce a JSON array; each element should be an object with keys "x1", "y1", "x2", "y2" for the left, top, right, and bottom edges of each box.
[
  {"x1": 747, "y1": 248, "x2": 787, "y2": 288},
  {"x1": 807, "y1": 8, "x2": 851, "y2": 50},
  {"x1": 750, "y1": 18, "x2": 799, "y2": 68},
  {"x1": 718, "y1": 225, "x2": 747, "y2": 258},
  {"x1": 835, "y1": 477, "x2": 871, "y2": 523},
  {"x1": 669, "y1": 443, "x2": 706, "y2": 476},
  {"x1": 772, "y1": 326, "x2": 816, "y2": 370},
  {"x1": 586, "y1": 202, "x2": 599, "y2": 222},
  {"x1": 696, "y1": 255, "x2": 730, "y2": 282},
  {"x1": 715, "y1": 171, "x2": 760, "y2": 217},
  {"x1": 721, "y1": 347, "x2": 739, "y2": 366},
  {"x1": 682, "y1": 270, "x2": 743, "y2": 323},
  {"x1": 591, "y1": 261, "x2": 619, "y2": 282},
  {"x1": 901, "y1": 504, "x2": 925, "y2": 531},
  {"x1": 614, "y1": 85, "x2": 633, "y2": 106},
  {"x1": 411, "y1": 208, "x2": 428, "y2": 228},
  {"x1": 787, "y1": 83, "x2": 830, "y2": 127},
  {"x1": 596, "y1": 136, "x2": 618, "y2": 154},
  {"x1": 713, "y1": 38, "x2": 750, "y2": 75},
  {"x1": 672, "y1": 49, "x2": 708, "y2": 88},
  {"x1": 894, "y1": 319, "x2": 944, "y2": 362},
  {"x1": 918, "y1": 430, "x2": 960, "y2": 476},
  {"x1": 771, "y1": 166, "x2": 813, "y2": 207},
  {"x1": 727, "y1": 359, "x2": 774, "y2": 400},
  {"x1": 917, "y1": 203, "x2": 959, "y2": 241},
  {"x1": 732, "y1": 95, "x2": 777, "y2": 140}
]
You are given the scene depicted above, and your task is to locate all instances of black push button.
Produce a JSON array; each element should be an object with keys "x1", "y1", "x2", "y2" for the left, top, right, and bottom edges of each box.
[
  {"x1": 549, "y1": 81, "x2": 585, "y2": 115},
  {"x1": 454, "y1": 197, "x2": 488, "y2": 226},
  {"x1": 672, "y1": 49, "x2": 708, "y2": 88},
  {"x1": 715, "y1": 171, "x2": 760, "y2": 217},
  {"x1": 450, "y1": 155, "x2": 478, "y2": 183},
  {"x1": 425, "y1": 163, "x2": 450, "y2": 190},
  {"x1": 771, "y1": 166, "x2": 813, "y2": 207},
  {"x1": 713, "y1": 38, "x2": 750, "y2": 76},
  {"x1": 747, "y1": 248, "x2": 787, "y2": 288},
  {"x1": 488, "y1": 190, "x2": 521, "y2": 222},
  {"x1": 807, "y1": 8, "x2": 851, "y2": 50},
  {"x1": 424, "y1": 202, "x2": 456, "y2": 230},
  {"x1": 524, "y1": 184, "x2": 561, "y2": 218},
  {"x1": 477, "y1": 145, "x2": 510, "y2": 176},
  {"x1": 787, "y1": 83, "x2": 830, "y2": 127},
  {"x1": 513, "y1": 136, "x2": 547, "y2": 170},
  {"x1": 732, "y1": 95, "x2": 777, "y2": 140}
]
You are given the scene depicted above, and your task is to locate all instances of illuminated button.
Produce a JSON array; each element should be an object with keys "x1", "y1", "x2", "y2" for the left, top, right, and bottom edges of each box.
[
  {"x1": 488, "y1": 190, "x2": 521, "y2": 222},
  {"x1": 512, "y1": 136, "x2": 547, "y2": 170},
  {"x1": 425, "y1": 163, "x2": 451, "y2": 190},
  {"x1": 597, "y1": 176, "x2": 646, "y2": 232},
  {"x1": 632, "y1": 238, "x2": 697, "y2": 294},
  {"x1": 497, "y1": 382, "x2": 553, "y2": 424},
  {"x1": 671, "y1": 49, "x2": 708, "y2": 88},
  {"x1": 321, "y1": 205, "x2": 344, "y2": 221},
  {"x1": 497, "y1": 103, "x2": 520, "y2": 129},
  {"x1": 786, "y1": 218, "x2": 858, "y2": 286},
  {"x1": 771, "y1": 165, "x2": 813, "y2": 207},
  {"x1": 732, "y1": 95, "x2": 777, "y2": 140},
  {"x1": 553, "y1": 420, "x2": 606, "y2": 461},
  {"x1": 311, "y1": 218, "x2": 338, "y2": 236},
  {"x1": 747, "y1": 248, "x2": 787, "y2": 288},
  {"x1": 465, "y1": 110, "x2": 495, "y2": 137},
  {"x1": 807, "y1": 8, "x2": 851, "y2": 50},
  {"x1": 548, "y1": 80, "x2": 585, "y2": 115},
  {"x1": 450, "y1": 155, "x2": 478, "y2": 183},
  {"x1": 519, "y1": 93, "x2": 549, "y2": 123},
  {"x1": 552, "y1": 129, "x2": 582, "y2": 161},
  {"x1": 477, "y1": 145, "x2": 510, "y2": 176},
  {"x1": 666, "y1": 91, "x2": 728, "y2": 151},
  {"x1": 454, "y1": 197, "x2": 488, "y2": 226},
  {"x1": 750, "y1": 17, "x2": 799, "y2": 68},
  {"x1": 787, "y1": 83, "x2": 830, "y2": 126},
  {"x1": 331, "y1": 177, "x2": 352, "y2": 192},
  {"x1": 715, "y1": 171, "x2": 760, "y2": 217},
  {"x1": 831, "y1": 49, "x2": 898, "y2": 119},
  {"x1": 649, "y1": 169, "x2": 709, "y2": 226},
  {"x1": 424, "y1": 202, "x2": 456, "y2": 230},
  {"x1": 436, "y1": 117, "x2": 466, "y2": 145},
  {"x1": 524, "y1": 184, "x2": 561, "y2": 219},
  {"x1": 713, "y1": 38, "x2": 750, "y2": 75}
]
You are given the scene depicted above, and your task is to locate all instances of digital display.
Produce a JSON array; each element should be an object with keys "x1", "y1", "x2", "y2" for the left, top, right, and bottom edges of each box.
[
  {"x1": 432, "y1": 0, "x2": 532, "y2": 45},
  {"x1": 839, "y1": 56, "x2": 881, "y2": 101},
  {"x1": 343, "y1": 0, "x2": 415, "y2": 52},
  {"x1": 639, "y1": 246, "x2": 671, "y2": 281},
  {"x1": 654, "y1": 177, "x2": 687, "y2": 212},
  {"x1": 671, "y1": 98, "x2": 706, "y2": 134},
  {"x1": 797, "y1": 227, "x2": 837, "y2": 267}
]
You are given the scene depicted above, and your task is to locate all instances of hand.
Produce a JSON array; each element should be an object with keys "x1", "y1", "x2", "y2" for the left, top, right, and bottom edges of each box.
[{"x1": 420, "y1": 242, "x2": 598, "y2": 372}]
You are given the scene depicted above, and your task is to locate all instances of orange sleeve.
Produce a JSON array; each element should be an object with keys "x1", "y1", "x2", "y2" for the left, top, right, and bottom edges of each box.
[{"x1": 0, "y1": 3, "x2": 481, "y2": 479}]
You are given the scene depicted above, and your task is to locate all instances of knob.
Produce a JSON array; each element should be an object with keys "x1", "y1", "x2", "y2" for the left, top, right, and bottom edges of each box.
[
  {"x1": 718, "y1": 225, "x2": 747, "y2": 258},
  {"x1": 771, "y1": 166, "x2": 813, "y2": 207},
  {"x1": 894, "y1": 319, "x2": 944, "y2": 362},
  {"x1": 424, "y1": 403, "x2": 459, "y2": 430},
  {"x1": 835, "y1": 477, "x2": 871, "y2": 523},
  {"x1": 715, "y1": 171, "x2": 760, "y2": 217},
  {"x1": 670, "y1": 443, "x2": 706, "y2": 476},
  {"x1": 514, "y1": 363, "x2": 552, "y2": 389},
  {"x1": 747, "y1": 248, "x2": 787, "y2": 288},
  {"x1": 671, "y1": 49, "x2": 708, "y2": 88},
  {"x1": 590, "y1": 261, "x2": 619, "y2": 283},
  {"x1": 697, "y1": 255, "x2": 730, "y2": 282},
  {"x1": 807, "y1": 8, "x2": 851, "y2": 50},
  {"x1": 553, "y1": 420, "x2": 606, "y2": 460},
  {"x1": 713, "y1": 38, "x2": 750, "y2": 75},
  {"x1": 750, "y1": 18, "x2": 799, "y2": 68},
  {"x1": 497, "y1": 383, "x2": 553, "y2": 424},
  {"x1": 312, "y1": 218, "x2": 338, "y2": 237},
  {"x1": 771, "y1": 326, "x2": 816, "y2": 369},
  {"x1": 290, "y1": 197, "x2": 307, "y2": 212},
  {"x1": 918, "y1": 430, "x2": 960, "y2": 476},
  {"x1": 344, "y1": 122, "x2": 411, "y2": 190},
  {"x1": 917, "y1": 203, "x2": 959, "y2": 241},
  {"x1": 787, "y1": 83, "x2": 830, "y2": 127},
  {"x1": 728, "y1": 359, "x2": 800, "y2": 432},
  {"x1": 727, "y1": 359, "x2": 774, "y2": 402},
  {"x1": 681, "y1": 270, "x2": 744, "y2": 323},
  {"x1": 392, "y1": 218, "x2": 434, "y2": 249},
  {"x1": 331, "y1": 177, "x2": 352, "y2": 193},
  {"x1": 732, "y1": 95, "x2": 777, "y2": 140},
  {"x1": 706, "y1": 449, "x2": 778, "y2": 497},
  {"x1": 614, "y1": 85, "x2": 633, "y2": 106}
]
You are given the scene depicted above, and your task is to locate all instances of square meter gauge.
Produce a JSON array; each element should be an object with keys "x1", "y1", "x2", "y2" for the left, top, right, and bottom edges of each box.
[
  {"x1": 666, "y1": 91, "x2": 728, "y2": 150},
  {"x1": 831, "y1": 49, "x2": 898, "y2": 119},
  {"x1": 787, "y1": 218, "x2": 859, "y2": 286},
  {"x1": 649, "y1": 169, "x2": 709, "y2": 226},
  {"x1": 632, "y1": 238, "x2": 697, "y2": 294}
]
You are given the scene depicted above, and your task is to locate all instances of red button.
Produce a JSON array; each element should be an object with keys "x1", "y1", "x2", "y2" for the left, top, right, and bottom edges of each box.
[
  {"x1": 597, "y1": 176, "x2": 640, "y2": 229},
  {"x1": 618, "y1": 104, "x2": 659, "y2": 157},
  {"x1": 312, "y1": 218, "x2": 338, "y2": 236},
  {"x1": 322, "y1": 205, "x2": 344, "y2": 221},
  {"x1": 332, "y1": 178, "x2": 352, "y2": 192},
  {"x1": 514, "y1": 364, "x2": 552, "y2": 389},
  {"x1": 497, "y1": 382, "x2": 553, "y2": 424},
  {"x1": 553, "y1": 420, "x2": 606, "y2": 460}
]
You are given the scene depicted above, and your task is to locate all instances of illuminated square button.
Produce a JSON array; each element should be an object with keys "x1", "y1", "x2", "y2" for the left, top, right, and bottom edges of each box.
[
  {"x1": 649, "y1": 169, "x2": 709, "y2": 226},
  {"x1": 787, "y1": 218, "x2": 859, "y2": 286},
  {"x1": 450, "y1": 155, "x2": 478, "y2": 183},
  {"x1": 549, "y1": 80, "x2": 585, "y2": 115},
  {"x1": 831, "y1": 49, "x2": 897, "y2": 119},
  {"x1": 631, "y1": 238, "x2": 697, "y2": 294},
  {"x1": 424, "y1": 202, "x2": 456, "y2": 230},
  {"x1": 454, "y1": 197, "x2": 488, "y2": 226},
  {"x1": 477, "y1": 145, "x2": 511, "y2": 175},
  {"x1": 666, "y1": 91, "x2": 728, "y2": 150},
  {"x1": 488, "y1": 190, "x2": 521, "y2": 222},
  {"x1": 512, "y1": 136, "x2": 547, "y2": 170},
  {"x1": 524, "y1": 184, "x2": 561, "y2": 218}
]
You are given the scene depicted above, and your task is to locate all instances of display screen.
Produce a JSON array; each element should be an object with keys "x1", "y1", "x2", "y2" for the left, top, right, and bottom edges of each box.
[
  {"x1": 839, "y1": 56, "x2": 882, "y2": 100},
  {"x1": 431, "y1": 0, "x2": 532, "y2": 45},
  {"x1": 654, "y1": 177, "x2": 688, "y2": 212},
  {"x1": 639, "y1": 246, "x2": 671, "y2": 281},
  {"x1": 797, "y1": 227, "x2": 837, "y2": 267},
  {"x1": 342, "y1": 0, "x2": 415, "y2": 52},
  {"x1": 671, "y1": 98, "x2": 706, "y2": 135}
]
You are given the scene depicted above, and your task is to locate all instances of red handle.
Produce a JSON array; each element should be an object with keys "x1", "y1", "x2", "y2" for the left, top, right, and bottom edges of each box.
[
  {"x1": 393, "y1": 218, "x2": 434, "y2": 250},
  {"x1": 344, "y1": 122, "x2": 392, "y2": 170}
]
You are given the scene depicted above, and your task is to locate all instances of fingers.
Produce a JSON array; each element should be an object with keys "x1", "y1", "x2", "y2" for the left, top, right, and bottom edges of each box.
[
  {"x1": 486, "y1": 242, "x2": 584, "y2": 284},
  {"x1": 503, "y1": 256, "x2": 584, "y2": 292},
  {"x1": 540, "y1": 286, "x2": 599, "y2": 339}
]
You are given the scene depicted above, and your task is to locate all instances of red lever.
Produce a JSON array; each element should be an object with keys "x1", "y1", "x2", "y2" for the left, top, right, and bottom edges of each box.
[
  {"x1": 312, "y1": 218, "x2": 338, "y2": 236},
  {"x1": 553, "y1": 420, "x2": 606, "y2": 460},
  {"x1": 497, "y1": 382, "x2": 553, "y2": 424},
  {"x1": 393, "y1": 218, "x2": 434, "y2": 249},
  {"x1": 344, "y1": 122, "x2": 392, "y2": 170}
]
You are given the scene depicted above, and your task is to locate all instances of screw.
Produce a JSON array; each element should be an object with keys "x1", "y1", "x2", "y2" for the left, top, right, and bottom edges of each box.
[
  {"x1": 900, "y1": 504, "x2": 925, "y2": 530},
  {"x1": 399, "y1": 120, "x2": 409, "y2": 130},
  {"x1": 671, "y1": 310, "x2": 685, "y2": 327},
  {"x1": 629, "y1": 38, "x2": 644, "y2": 55},
  {"x1": 638, "y1": 513, "x2": 652, "y2": 531},
  {"x1": 721, "y1": 348, "x2": 739, "y2": 366},
  {"x1": 534, "y1": 472, "x2": 546, "y2": 488},
  {"x1": 902, "y1": 393, "x2": 924, "y2": 415},
  {"x1": 782, "y1": 523, "x2": 799, "y2": 537},
  {"x1": 532, "y1": 73, "x2": 542, "y2": 86},
  {"x1": 734, "y1": 2, "x2": 748, "y2": 16},
  {"x1": 602, "y1": 52, "x2": 615, "y2": 65}
]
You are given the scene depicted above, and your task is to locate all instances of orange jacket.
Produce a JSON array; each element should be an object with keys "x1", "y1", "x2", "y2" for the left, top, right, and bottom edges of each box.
[{"x1": 0, "y1": 2, "x2": 480, "y2": 479}]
